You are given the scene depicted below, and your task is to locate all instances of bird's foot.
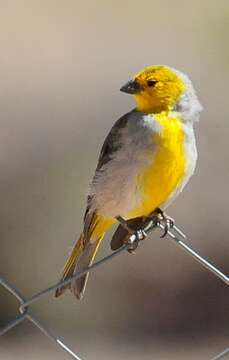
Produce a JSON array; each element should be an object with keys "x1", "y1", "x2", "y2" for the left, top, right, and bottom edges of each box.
[
  {"x1": 127, "y1": 229, "x2": 147, "y2": 254},
  {"x1": 116, "y1": 216, "x2": 147, "y2": 254},
  {"x1": 152, "y1": 208, "x2": 174, "y2": 238}
]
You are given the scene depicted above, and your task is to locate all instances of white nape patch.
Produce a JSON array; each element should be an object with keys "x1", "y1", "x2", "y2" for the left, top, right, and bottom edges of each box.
[{"x1": 173, "y1": 69, "x2": 203, "y2": 123}]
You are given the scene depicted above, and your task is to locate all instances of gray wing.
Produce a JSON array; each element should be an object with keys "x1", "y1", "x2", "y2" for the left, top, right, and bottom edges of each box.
[
  {"x1": 95, "y1": 110, "x2": 153, "y2": 250},
  {"x1": 85, "y1": 109, "x2": 155, "y2": 250},
  {"x1": 96, "y1": 110, "x2": 132, "y2": 171},
  {"x1": 84, "y1": 110, "x2": 134, "y2": 223}
]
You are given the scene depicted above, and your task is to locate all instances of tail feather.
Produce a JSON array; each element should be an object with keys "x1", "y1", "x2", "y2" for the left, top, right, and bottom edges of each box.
[
  {"x1": 55, "y1": 234, "x2": 84, "y2": 298},
  {"x1": 71, "y1": 234, "x2": 104, "y2": 299},
  {"x1": 55, "y1": 213, "x2": 114, "y2": 300},
  {"x1": 55, "y1": 233, "x2": 104, "y2": 299}
]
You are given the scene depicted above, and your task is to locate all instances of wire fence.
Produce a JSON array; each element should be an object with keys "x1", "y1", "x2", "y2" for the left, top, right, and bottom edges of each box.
[{"x1": 1, "y1": 216, "x2": 228, "y2": 360}]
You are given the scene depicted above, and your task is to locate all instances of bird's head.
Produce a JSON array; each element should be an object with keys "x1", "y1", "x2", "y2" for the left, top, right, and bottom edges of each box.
[{"x1": 120, "y1": 65, "x2": 202, "y2": 119}]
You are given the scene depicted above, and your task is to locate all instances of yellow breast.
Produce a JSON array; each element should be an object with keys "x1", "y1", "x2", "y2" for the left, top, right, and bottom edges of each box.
[{"x1": 129, "y1": 113, "x2": 187, "y2": 218}]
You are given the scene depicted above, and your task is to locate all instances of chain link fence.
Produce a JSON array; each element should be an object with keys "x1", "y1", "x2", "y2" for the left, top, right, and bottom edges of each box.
[{"x1": 1, "y1": 217, "x2": 228, "y2": 359}]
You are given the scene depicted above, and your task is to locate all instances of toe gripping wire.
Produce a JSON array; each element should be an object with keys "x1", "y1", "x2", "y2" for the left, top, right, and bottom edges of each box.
[{"x1": 0, "y1": 214, "x2": 228, "y2": 360}]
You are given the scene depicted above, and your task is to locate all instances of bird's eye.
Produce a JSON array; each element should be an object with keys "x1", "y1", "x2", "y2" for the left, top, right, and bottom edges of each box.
[{"x1": 147, "y1": 79, "x2": 157, "y2": 87}]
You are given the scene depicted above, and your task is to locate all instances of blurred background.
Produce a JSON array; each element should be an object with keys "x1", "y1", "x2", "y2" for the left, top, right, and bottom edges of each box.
[{"x1": 0, "y1": 1, "x2": 228, "y2": 359}]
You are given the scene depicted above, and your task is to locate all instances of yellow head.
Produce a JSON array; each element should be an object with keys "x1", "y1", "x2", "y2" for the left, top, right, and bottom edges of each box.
[{"x1": 120, "y1": 65, "x2": 187, "y2": 113}]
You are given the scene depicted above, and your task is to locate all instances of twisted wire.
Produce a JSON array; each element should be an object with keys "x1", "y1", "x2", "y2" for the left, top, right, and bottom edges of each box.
[{"x1": 1, "y1": 218, "x2": 228, "y2": 359}]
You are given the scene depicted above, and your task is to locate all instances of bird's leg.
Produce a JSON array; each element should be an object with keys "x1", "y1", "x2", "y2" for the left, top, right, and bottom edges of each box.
[
  {"x1": 116, "y1": 216, "x2": 147, "y2": 254},
  {"x1": 150, "y1": 208, "x2": 174, "y2": 238},
  {"x1": 127, "y1": 229, "x2": 147, "y2": 253}
]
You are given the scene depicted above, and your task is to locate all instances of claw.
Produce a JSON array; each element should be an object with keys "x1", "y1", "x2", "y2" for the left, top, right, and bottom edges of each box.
[
  {"x1": 127, "y1": 229, "x2": 147, "y2": 253},
  {"x1": 150, "y1": 208, "x2": 175, "y2": 238},
  {"x1": 115, "y1": 216, "x2": 148, "y2": 253},
  {"x1": 136, "y1": 229, "x2": 147, "y2": 241}
]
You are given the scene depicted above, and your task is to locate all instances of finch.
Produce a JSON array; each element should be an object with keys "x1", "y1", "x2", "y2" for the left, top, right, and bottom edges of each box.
[{"x1": 55, "y1": 65, "x2": 202, "y2": 299}]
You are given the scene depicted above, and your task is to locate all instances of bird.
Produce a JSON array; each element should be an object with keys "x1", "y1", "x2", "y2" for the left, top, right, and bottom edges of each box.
[{"x1": 55, "y1": 65, "x2": 202, "y2": 300}]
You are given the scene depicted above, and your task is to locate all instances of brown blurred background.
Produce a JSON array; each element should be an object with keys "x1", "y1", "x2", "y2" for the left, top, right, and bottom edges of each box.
[{"x1": 0, "y1": 1, "x2": 229, "y2": 359}]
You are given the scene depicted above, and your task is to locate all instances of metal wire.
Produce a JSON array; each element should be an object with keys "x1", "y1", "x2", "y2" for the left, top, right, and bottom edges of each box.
[
  {"x1": 212, "y1": 348, "x2": 229, "y2": 360},
  {"x1": 0, "y1": 217, "x2": 228, "y2": 360}
]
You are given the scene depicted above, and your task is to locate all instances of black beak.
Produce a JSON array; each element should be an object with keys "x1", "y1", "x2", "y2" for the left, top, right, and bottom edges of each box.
[{"x1": 120, "y1": 79, "x2": 142, "y2": 94}]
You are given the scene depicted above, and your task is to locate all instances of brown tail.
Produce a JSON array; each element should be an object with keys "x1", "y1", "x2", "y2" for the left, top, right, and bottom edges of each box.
[{"x1": 55, "y1": 233, "x2": 104, "y2": 299}]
